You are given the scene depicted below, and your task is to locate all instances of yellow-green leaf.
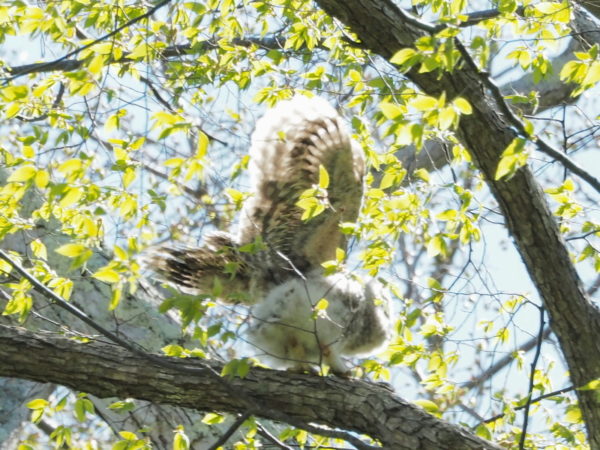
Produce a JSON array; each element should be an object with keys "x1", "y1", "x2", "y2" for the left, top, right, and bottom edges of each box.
[
  {"x1": 411, "y1": 96, "x2": 437, "y2": 111},
  {"x1": 55, "y1": 243, "x2": 88, "y2": 258},
  {"x1": 379, "y1": 101, "x2": 404, "y2": 120},
  {"x1": 414, "y1": 399, "x2": 440, "y2": 414},
  {"x1": 87, "y1": 53, "x2": 104, "y2": 76},
  {"x1": 7, "y1": 165, "x2": 36, "y2": 183},
  {"x1": 26, "y1": 399, "x2": 49, "y2": 409},
  {"x1": 92, "y1": 267, "x2": 120, "y2": 284},
  {"x1": 196, "y1": 131, "x2": 209, "y2": 159},
  {"x1": 34, "y1": 169, "x2": 49, "y2": 189},
  {"x1": 390, "y1": 48, "x2": 417, "y2": 65},
  {"x1": 59, "y1": 187, "x2": 83, "y2": 207},
  {"x1": 318, "y1": 164, "x2": 330, "y2": 189},
  {"x1": 315, "y1": 298, "x2": 329, "y2": 311},
  {"x1": 453, "y1": 97, "x2": 472, "y2": 114},
  {"x1": 202, "y1": 413, "x2": 225, "y2": 425},
  {"x1": 30, "y1": 239, "x2": 47, "y2": 260}
]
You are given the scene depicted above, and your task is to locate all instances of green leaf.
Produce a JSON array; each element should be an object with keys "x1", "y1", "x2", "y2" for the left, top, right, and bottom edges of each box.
[
  {"x1": 427, "y1": 235, "x2": 447, "y2": 258},
  {"x1": 318, "y1": 164, "x2": 330, "y2": 189},
  {"x1": 414, "y1": 168, "x2": 430, "y2": 183},
  {"x1": 436, "y1": 209, "x2": 457, "y2": 221},
  {"x1": 475, "y1": 424, "x2": 492, "y2": 440},
  {"x1": 173, "y1": 427, "x2": 190, "y2": 450},
  {"x1": 92, "y1": 267, "x2": 120, "y2": 284},
  {"x1": 196, "y1": 131, "x2": 209, "y2": 159},
  {"x1": 26, "y1": 399, "x2": 49, "y2": 409},
  {"x1": 565, "y1": 405, "x2": 582, "y2": 423},
  {"x1": 202, "y1": 412, "x2": 225, "y2": 424},
  {"x1": 108, "y1": 400, "x2": 136, "y2": 412},
  {"x1": 379, "y1": 101, "x2": 404, "y2": 120},
  {"x1": 59, "y1": 187, "x2": 83, "y2": 208},
  {"x1": 162, "y1": 344, "x2": 187, "y2": 357},
  {"x1": 391, "y1": 48, "x2": 417, "y2": 65},
  {"x1": 296, "y1": 196, "x2": 325, "y2": 220},
  {"x1": 494, "y1": 137, "x2": 527, "y2": 180},
  {"x1": 7, "y1": 165, "x2": 36, "y2": 183},
  {"x1": 578, "y1": 378, "x2": 600, "y2": 391},
  {"x1": 34, "y1": 169, "x2": 50, "y2": 189},
  {"x1": 315, "y1": 298, "x2": 329, "y2": 311},
  {"x1": 411, "y1": 96, "x2": 437, "y2": 111},
  {"x1": 414, "y1": 399, "x2": 440, "y2": 414},
  {"x1": 118, "y1": 431, "x2": 138, "y2": 440},
  {"x1": 55, "y1": 243, "x2": 88, "y2": 258},
  {"x1": 30, "y1": 239, "x2": 47, "y2": 260},
  {"x1": 453, "y1": 97, "x2": 472, "y2": 114}
]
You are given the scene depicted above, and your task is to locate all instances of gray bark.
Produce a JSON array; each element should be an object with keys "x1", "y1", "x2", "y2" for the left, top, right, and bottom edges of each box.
[
  {"x1": 0, "y1": 176, "x2": 222, "y2": 448},
  {"x1": 312, "y1": 0, "x2": 600, "y2": 447},
  {"x1": 0, "y1": 324, "x2": 502, "y2": 450}
]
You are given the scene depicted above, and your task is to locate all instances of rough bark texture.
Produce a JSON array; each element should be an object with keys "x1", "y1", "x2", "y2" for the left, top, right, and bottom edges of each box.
[
  {"x1": 0, "y1": 325, "x2": 501, "y2": 450},
  {"x1": 312, "y1": 0, "x2": 600, "y2": 447},
  {"x1": 0, "y1": 175, "x2": 223, "y2": 449}
]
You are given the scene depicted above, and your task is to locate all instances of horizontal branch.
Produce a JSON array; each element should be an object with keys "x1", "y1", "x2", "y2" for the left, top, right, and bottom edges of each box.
[
  {"x1": 0, "y1": 324, "x2": 501, "y2": 450},
  {"x1": 5, "y1": 37, "x2": 284, "y2": 80}
]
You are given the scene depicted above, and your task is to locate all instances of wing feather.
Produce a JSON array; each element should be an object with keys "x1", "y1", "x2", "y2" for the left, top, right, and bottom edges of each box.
[{"x1": 238, "y1": 96, "x2": 365, "y2": 274}]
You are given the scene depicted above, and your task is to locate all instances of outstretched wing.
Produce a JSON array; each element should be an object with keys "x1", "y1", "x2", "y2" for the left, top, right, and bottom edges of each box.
[
  {"x1": 237, "y1": 95, "x2": 365, "y2": 276},
  {"x1": 145, "y1": 232, "x2": 265, "y2": 304},
  {"x1": 146, "y1": 96, "x2": 365, "y2": 303}
]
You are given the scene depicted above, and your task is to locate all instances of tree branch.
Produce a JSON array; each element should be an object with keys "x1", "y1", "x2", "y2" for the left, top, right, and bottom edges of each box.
[
  {"x1": 3, "y1": 0, "x2": 174, "y2": 84},
  {"x1": 518, "y1": 307, "x2": 545, "y2": 449},
  {"x1": 0, "y1": 324, "x2": 502, "y2": 450}
]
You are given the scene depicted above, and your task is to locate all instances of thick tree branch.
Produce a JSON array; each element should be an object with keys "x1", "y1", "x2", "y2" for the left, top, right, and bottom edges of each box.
[
  {"x1": 0, "y1": 324, "x2": 502, "y2": 450},
  {"x1": 312, "y1": 0, "x2": 600, "y2": 447}
]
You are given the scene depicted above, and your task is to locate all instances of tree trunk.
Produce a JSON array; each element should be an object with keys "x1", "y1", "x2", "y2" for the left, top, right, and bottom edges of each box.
[{"x1": 313, "y1": 0, "x2": 600, "y2": 447}]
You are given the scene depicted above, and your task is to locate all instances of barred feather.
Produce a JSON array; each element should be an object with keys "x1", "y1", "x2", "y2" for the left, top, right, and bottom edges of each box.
[
  {"x1": 146, "y1": 96, "x2": 365, "y2": 303},
  {"x1": 238, "y1": 95, "x2": 365, "y2": 274}
]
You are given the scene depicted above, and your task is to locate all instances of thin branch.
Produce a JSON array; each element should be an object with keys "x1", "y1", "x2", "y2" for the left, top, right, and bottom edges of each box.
[
  {"x1": 453, "y1": 38, "x2": 600, "y2": 194},
  {"x1": 518, "y1": 307, "x2": 545, "y2": 449},
  {"x1": 482, "y1": 385, "x2": 576, "y2": 424},
  {"x1": 5, "y1": 36, "x2": 284, "y2": 80},
  {"x1": 430, "y1": 6, "x2": 526, "y2": 33},
  {"x1": 3, "y1": 0, "x2": 174, "y2": 84},
  {"x1": 256, "y1": 421, "x2": 294, "y2": 450},
  {"x1": 462, "y1": 327, "x2": 553, "y2": 392},
  {"x1": 16, "y1": 82, "x2": 65, "y2": 122},
  {"x1": 207, "y1": 412, "x2": 252, "y2": 450}
]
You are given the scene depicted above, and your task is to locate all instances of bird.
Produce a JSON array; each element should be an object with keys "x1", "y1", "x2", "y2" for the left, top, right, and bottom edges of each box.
[
  {"x1": 146, "y1": 95, "x2": 391, "y2": 374},
  {"x1": 247, "y1": 270, "x2": 391, "y2": 376}
]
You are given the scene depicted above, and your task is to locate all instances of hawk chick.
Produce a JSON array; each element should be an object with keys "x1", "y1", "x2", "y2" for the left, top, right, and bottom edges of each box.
[
  {"x1": 248, "y1": 270, "x2": 391, "y2": 376},
  {"x1": 147, "y1": 95, "x2": 391, "y2": 374}
]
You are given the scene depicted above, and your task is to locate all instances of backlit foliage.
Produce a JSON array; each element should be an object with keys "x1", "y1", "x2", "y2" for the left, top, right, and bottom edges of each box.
[{"x1": 0, "y1": 0, "x2": 598, "y2": 448}]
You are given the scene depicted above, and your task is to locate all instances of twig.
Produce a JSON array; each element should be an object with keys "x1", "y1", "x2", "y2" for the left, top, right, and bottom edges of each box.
[
  {"x1": 430, "y1": 7, "x2": 526, "y2": 33},
  {"x1": 481, "y1": 385, "x2": 576, "y2": 424},
  {"x1": 207, "y1": 412, "x2": 252, "y2": 450},
  {"x1": 462, "y1": 327, "x2": 552, "y2": 391},
  {"x1": 5, "y1": 36, "x2": 284, "y2": 80},
  {"x1": 16, "y1": 82, "x2": 65, "y2": 122},
  {"x1": 518, "y1": 307, "x2": 545, "y2": 449},
  {"x1": 3, "y1": 0, "x2": 173, "y2": 84},
  {"x1": 256, "y1": 421, "x2": 294, "y2": 450},
  {"x1": 453, "y1": 38, "x2": 600, "y2": 194}
]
